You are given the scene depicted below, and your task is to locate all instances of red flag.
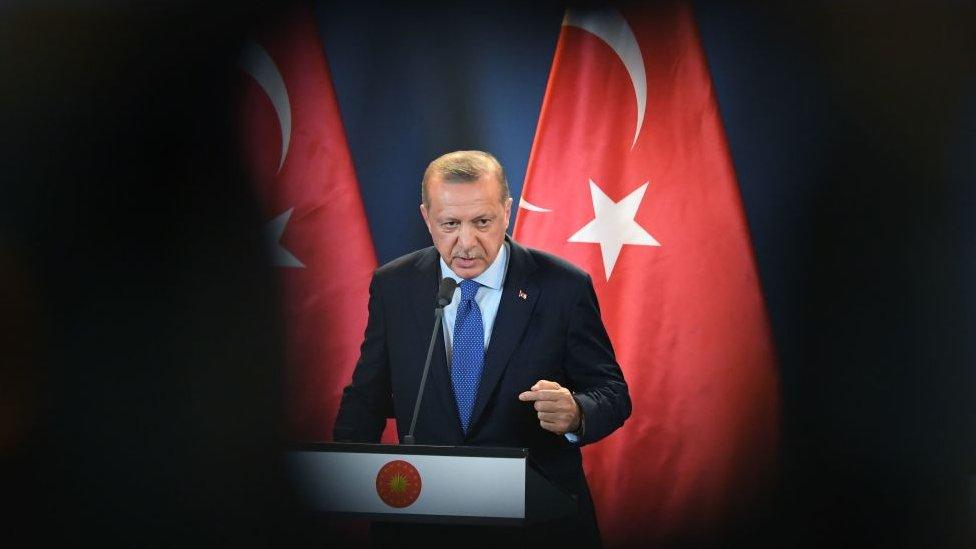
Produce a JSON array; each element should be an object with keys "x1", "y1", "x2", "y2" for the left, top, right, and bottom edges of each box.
[
  {"x1": 238, "y1": 6, "x2": 391, "y2": 443},
  {"x1": 514, "y1": 3, "x2": 779, "y2": 544}
]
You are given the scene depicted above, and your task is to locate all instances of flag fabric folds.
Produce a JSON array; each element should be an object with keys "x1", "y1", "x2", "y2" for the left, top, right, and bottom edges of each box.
[
  {"x1": 238, "y1": 5, "x2": 381, "y2": 442},
  {"x1": 513, "y1": 2, "x2": 780, "y2": 544}
]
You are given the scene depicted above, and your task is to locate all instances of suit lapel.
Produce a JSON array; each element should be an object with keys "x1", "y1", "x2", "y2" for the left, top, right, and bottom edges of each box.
[
  {"x1": 409, "y1": 248, "x2": 441, "y2": 336},
  {"x1": 467, "y1": 238, "x2": 539, "y2": 435}
]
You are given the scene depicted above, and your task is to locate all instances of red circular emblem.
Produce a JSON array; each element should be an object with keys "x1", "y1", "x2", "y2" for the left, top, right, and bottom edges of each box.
[{"x1": 375, "y1": 460, "x2": 422, "y2": 508}]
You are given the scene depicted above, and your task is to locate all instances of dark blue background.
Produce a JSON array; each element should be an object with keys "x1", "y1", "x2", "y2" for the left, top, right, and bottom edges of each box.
[{"x1": 317, "y1": 0, "x2": 565, "y2": 261}]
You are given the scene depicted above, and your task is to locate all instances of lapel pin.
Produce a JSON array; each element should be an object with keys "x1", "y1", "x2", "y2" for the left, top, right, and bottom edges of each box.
[{"x1": 518, "y1": 289, "x2": 528, "y2": 300}]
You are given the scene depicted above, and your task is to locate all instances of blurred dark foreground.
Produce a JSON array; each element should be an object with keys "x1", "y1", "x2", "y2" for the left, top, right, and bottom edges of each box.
[{"x1": 0, "y1": 2, "x2": 320, "y2": 546}]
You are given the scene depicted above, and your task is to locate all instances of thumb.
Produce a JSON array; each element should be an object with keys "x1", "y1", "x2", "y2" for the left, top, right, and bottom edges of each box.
[{"x1": 532, "y1": 379, "x2": 561, "y2": 391}]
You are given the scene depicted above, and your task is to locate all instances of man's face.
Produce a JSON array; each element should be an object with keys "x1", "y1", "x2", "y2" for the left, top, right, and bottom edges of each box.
[{"x1": 420, "y1": 174, "x2": 512, "y2": 279}]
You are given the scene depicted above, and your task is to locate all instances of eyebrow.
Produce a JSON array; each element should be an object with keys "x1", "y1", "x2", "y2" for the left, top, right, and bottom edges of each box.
[{"x1": 437, "y1": 212, "x2": 495, "y2": 222}]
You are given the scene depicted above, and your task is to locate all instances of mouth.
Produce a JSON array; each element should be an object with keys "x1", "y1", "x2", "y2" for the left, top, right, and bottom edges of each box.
[{"x1": 452, "y1": 256, "x2": 481, "y2": 269}]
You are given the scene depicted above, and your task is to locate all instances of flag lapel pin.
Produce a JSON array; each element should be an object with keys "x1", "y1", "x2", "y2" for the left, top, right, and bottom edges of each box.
[{"x1": 518, "y1": 289, "x2": 528, "y2": 300}]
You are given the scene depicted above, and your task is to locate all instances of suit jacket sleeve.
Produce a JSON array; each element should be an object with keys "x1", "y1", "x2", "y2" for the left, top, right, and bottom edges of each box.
[
  {"x1": 332, "y1": 272, "x2": 393, "y2": 442},
  {"x1": 565, "y1": 273, "x2": 631, "y2": 445}
]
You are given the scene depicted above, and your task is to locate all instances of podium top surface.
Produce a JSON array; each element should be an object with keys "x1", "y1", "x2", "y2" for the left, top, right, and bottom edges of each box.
[{"x1": 294, "y1": 442, "x2": 528, "y2": 459}]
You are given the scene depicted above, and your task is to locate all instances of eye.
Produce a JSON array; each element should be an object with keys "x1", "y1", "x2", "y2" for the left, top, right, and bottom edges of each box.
[
  {"x1": 475, "y1": 218, "x2": 491, "y2": 228},
  {"x1": 441, "y1": 220, "x2": 459, "y2": 230}
]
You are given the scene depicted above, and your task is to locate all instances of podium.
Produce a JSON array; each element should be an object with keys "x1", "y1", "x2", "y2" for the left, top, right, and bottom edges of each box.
[{"x1": 287, "y1": 442, "x2": 577, "y2": 526}]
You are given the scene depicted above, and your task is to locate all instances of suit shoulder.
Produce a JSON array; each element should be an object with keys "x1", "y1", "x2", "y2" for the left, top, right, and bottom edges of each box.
[
  {"x1": 373, "y1": 246, "x2": 437, "y2": 280},
  {"x1": 523, "y1": 246, "x2": 591, "y2": 284}
]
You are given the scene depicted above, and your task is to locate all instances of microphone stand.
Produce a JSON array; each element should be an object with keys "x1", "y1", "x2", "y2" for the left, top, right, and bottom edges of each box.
[{"x1": 402, "y1": 307, "x2": 445, "y2": 445}]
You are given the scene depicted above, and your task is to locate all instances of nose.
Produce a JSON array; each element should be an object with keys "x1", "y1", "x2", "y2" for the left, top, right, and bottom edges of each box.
[{"x1": 457, "y1": 222, "x2": 476, "y2": 249}]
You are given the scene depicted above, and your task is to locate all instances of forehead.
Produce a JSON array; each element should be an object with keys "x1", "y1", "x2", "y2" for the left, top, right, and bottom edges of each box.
[{"x1": 427, "y1": 175, "x2": 503, "y2": 212}]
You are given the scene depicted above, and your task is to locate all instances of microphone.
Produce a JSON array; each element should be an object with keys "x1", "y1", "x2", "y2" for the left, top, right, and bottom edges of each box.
[
  {"x1": 402, "y1": 277, "x2": 458, "y2": 445},
  {"x1": 436, "y1": 277, "x2": 458, "y2": 308}
]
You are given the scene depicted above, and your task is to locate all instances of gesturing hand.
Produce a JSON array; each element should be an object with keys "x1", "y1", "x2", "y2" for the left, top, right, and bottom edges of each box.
[{"x1": 518, "y1": 379, "x2": 581, "y2": 435}]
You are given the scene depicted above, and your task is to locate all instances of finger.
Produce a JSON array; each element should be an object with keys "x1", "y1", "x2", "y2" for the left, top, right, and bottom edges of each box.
[
  {"x1": 534, "y1": 400, "x2": 571, "y2": 413},
  {"x1": 523, "y1": 389, "x2": 567, "y2": 403},
  {"x1": 538, "y1": 419, "x2": 561, "y2": 434},
  {"x1": 539, "y1": 418, "x2": 569, "y2": 434},
  {"x1": 519, "y1": 390, "x2": 559, "y2": 402},
  {"x1": 535, "y1": 402, "x2": 557, "y2": 413},
  {"x1": 537, "y1": 411, "x2": 570, "y2": 423},
  {"x1": 531, "y1": 379, "x2": 562, "y2": 391}
]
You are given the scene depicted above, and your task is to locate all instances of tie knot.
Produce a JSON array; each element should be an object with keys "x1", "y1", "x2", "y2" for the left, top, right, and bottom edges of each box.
[{"x1": 459, "y1": 279, "x2": 480, "y2": 301}]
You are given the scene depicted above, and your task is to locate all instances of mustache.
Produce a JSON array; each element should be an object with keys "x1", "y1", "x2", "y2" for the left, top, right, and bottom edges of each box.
[{"x1": 452, "y1": 251, "x2": 484, "y2": 260}]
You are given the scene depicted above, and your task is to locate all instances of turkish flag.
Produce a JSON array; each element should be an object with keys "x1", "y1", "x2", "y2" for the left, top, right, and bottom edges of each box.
[
  {"x1": 513, "y1": 3, "x2": 779, "y2": 544},
  {"x1": 238, "y1": 6, "x2": 388, "y2": 443}
]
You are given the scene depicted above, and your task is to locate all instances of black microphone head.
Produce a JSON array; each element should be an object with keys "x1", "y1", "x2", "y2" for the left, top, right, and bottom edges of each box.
[{"x1": 436, "y1": 277, "x2": 459, "y2": 308}]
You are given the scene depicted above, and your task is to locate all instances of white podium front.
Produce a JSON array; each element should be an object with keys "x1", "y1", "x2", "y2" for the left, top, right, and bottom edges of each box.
[{"x1": 287, "y1": 443, "x2": 575, "y2": 526}]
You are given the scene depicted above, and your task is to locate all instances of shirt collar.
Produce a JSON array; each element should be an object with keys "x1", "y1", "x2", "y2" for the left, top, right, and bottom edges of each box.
[{"x1": 439, "y1": 240, "x2": 509, "y2": 290}]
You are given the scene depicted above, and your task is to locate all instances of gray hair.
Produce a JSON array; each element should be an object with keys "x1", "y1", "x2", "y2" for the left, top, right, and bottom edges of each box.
[{"x1": 421, "y1": 150, "x2": 510, "y2": 206}]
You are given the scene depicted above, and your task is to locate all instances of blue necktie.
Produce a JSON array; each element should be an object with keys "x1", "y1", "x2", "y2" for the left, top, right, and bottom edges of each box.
[{"x1": 451, "y1": 279, "x2": 484, "y2": 433}]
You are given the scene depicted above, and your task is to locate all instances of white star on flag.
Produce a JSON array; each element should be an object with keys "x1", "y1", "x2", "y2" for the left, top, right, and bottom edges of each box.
[
  {"x1": 265, "y1": 207, "x2": 305, "y2": 268},
  {"x1": 568, "y1": 179, "x2": 660, "y2": 280}
]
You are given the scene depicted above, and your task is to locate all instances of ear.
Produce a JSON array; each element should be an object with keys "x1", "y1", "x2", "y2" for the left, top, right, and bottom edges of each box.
[
  {"x1": 502, "y1": 197, "x2": 513, "y2": 226},
  {"x1": 420, "y1": 203, "x2": 432, "y2": 233}
]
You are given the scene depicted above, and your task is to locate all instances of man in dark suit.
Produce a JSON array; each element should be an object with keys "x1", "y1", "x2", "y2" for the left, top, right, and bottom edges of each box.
[{"x1": 334, "y1": 150, "x2": 630, "y2": 546}]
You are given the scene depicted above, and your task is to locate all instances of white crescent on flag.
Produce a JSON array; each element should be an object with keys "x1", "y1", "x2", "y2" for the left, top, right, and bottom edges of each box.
[
  {"x1": 239, "y1": 40, "x2": 305, "y2": 269},
  {"x1": 563, "y1": 8, "x2": 647, "y2": 149},
  {"x1": 239, "y1": 41, "x2": 292, "y2": 173}
]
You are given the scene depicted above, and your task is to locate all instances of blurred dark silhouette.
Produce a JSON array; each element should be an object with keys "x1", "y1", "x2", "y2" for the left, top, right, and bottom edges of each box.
[{"x1": 0, "y1": 2, "x2": 329, "y2": 546}]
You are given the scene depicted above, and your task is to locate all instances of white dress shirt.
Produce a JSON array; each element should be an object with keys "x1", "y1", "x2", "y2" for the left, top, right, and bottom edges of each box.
[{"x1": 439, "y1": 242, "x2": 509, "y2": 362}]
